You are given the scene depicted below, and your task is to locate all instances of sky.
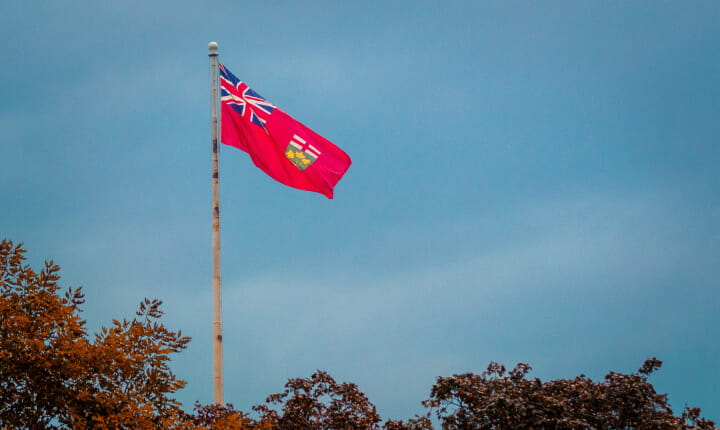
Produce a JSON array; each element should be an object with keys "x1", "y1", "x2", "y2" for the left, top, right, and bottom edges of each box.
[{"x1": 1, "y1": 0, "x2": 719, "y2": 423}]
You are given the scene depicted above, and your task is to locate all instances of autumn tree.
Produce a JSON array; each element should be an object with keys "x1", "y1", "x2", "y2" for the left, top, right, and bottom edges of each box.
[{"x1": 0, "y1": 239, "x2": 190, "y2": 429}]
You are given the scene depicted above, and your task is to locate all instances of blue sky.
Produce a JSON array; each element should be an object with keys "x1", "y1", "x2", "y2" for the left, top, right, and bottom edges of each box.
[{"x1": 1, "y1": 0, "x2": 719, "y2": 422}]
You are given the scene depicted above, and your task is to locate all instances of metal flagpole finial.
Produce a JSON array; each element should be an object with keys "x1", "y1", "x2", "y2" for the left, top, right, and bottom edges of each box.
[{"x1": 209, "y1": 41, "x2": 219, "y2": 56}]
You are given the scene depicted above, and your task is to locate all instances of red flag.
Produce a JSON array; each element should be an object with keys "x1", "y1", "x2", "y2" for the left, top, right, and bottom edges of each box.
[{"x1": 219, "y1": 63, "x2": 351, "y2": 199}]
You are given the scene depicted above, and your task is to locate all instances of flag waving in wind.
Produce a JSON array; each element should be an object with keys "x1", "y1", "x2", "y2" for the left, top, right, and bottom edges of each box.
[{"x1": 219, "y1": 63, "x2": 351, "y2": 198}]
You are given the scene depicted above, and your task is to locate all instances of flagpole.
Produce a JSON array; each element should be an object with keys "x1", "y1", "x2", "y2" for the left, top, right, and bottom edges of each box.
[{"x1": 208, "y1": 40, "x2": 224, "y2": 405}]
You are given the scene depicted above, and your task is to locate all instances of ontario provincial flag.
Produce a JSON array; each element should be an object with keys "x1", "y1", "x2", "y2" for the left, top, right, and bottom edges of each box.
[{"x1": 219, "y1": 63, "x2": 351, "y2": 199}]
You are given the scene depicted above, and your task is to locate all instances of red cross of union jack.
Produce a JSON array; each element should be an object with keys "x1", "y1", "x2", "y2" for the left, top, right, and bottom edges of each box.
[{"x1": 219, "y1": 63, "x2": 276, "y2": 131}]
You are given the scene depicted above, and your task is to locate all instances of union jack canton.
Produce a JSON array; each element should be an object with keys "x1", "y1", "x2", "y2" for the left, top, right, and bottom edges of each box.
[{"x1": 219, "y1": 64, "x2": 276, "y2": 132}]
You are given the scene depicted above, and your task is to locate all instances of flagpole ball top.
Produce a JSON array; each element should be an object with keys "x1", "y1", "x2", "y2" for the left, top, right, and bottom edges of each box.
[{"x1": 208, "y1": 41, "x2": 218, "y2": 51}]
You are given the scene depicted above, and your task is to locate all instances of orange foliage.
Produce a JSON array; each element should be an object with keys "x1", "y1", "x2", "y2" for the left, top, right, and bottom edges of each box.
[{"x1": 0, "y1": 239, "x2": 190, "y2": 429}]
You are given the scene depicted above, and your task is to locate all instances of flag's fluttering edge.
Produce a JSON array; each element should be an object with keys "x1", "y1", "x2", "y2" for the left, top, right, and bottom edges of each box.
[{"x1": 219, "y1": 63, "x2": 351, "y2": 198}]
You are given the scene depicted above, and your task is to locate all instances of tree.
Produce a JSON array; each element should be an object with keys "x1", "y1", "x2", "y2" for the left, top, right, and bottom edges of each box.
[
  {"x1": 0, "y1": 239, "x2": 190, "y2": 429},
  {"x1": 423, "y1": 359, "x2": 717, "y2": 430},
  {"x1": 3, "y1": 238, "x2": 717, "y2": 429},
  {"x1": 252, "y1": 370, "x2": 383, "y2": 429},
  {"x1": 186, "y1": 402, "x2": 256, "y2": 430},
  {"x1": 187, "y1": 372, "x2": 431, "y2": 430}
]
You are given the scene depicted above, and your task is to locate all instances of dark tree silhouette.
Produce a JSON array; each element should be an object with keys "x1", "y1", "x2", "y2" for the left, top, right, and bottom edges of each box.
[
  {"x1": 252, "y1": 370, "x2": 382, "y2": 429},
  {"x1": 423, "y1": 359, "x2": 716, "y2": 429}
]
